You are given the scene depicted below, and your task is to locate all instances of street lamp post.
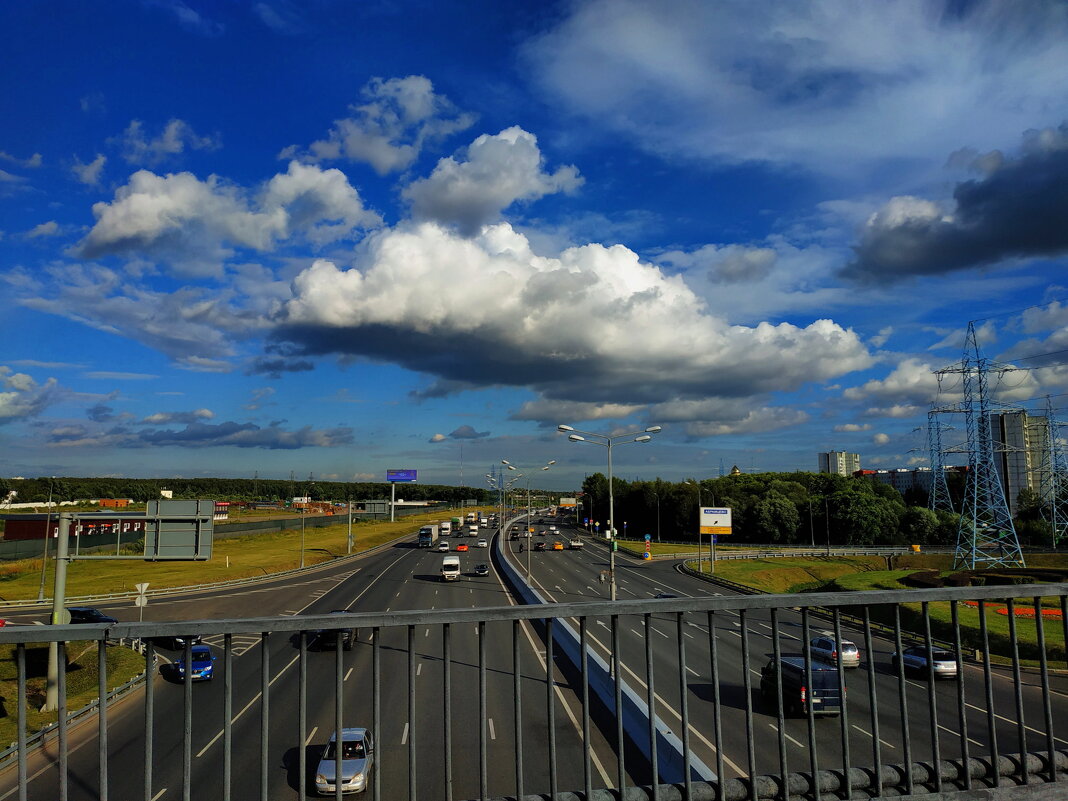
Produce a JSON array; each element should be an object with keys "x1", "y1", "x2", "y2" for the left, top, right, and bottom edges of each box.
[
  {"x1": 558, "y1": 424, "x2": 661, "y2": 600},
  {"x1": 685, "y1": 480, "x2": 703, "y2": 573},
  {"x1": 37, "y1": 476, "x2": 56, "y2": 602},
  {"x1": 502, "y1": 460, "x2": 554, "y2": 580},
  {"x1": 653, "y1": 491, "x2": 660, "y2": 543}
]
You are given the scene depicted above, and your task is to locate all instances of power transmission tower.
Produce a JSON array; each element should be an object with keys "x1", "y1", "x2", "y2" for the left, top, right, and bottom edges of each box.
[
  {"x1": 926, "y1": 409, "x2": 955, "y2": 514},
  {"x1": 1035, "y1": 396, "x2": 1068, "y2": 549},
  {"x1": 937, "y1": 322, "x2": 1025, "y2": 569}
]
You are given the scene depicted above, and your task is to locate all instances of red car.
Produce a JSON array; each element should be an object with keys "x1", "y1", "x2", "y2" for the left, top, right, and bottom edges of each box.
[{"x1": 456, "y1": 544, "x2": 469, "y2": 552}]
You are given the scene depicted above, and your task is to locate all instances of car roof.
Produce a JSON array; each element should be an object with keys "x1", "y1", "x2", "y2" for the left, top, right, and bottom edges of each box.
[
  {"x1": 327, "y1": 727, "x2": 368, "y2": 741},
  {"x1": 776, "y1": 655, "x2": 839, "y2": 671}
]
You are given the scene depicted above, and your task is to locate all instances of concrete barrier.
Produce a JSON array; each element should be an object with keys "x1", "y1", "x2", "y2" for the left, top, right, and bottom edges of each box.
[{"x1": 494, "y1": 524, "x2": 714, "y2": 784}]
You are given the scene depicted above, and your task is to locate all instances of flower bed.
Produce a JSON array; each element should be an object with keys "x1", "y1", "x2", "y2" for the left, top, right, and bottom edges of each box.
[{"x1": 994, "y1": 606, "x2": 1063, "y2": 619}]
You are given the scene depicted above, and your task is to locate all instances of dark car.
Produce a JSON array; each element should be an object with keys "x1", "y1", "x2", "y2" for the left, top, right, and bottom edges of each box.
[
  {"x1": 148, "y1": 633, "x2": 202, "y2": 650},
  {"x1": 473, "y1": 563, "x2": 490, "y2": 576},
  {"x1": 67, "y1": 607, "x2": 118, "y2": 625},
  {"x1": 760, "y1": 656, "x2": 843, "y2": 717},
  {"x1": 653, "y1": 592, "x2": 679, "y2": 599},
  {"x1": 312, "y1": 610, "x2": 357, "y2": 651},
  {"x1": 534, "y1": 541, "x2": 547, "y2": 551}
]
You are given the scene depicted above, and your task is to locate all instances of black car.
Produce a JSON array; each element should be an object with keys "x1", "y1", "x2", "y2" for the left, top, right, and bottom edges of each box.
[
  {"x1": 760, "y1": 655, "x2": 843, "y2": 717},
  {"x1": 148, "y1": 633, "x2": 203, "y2": 650},
  {"x1": 534, "y1": 541, "x2": 547, "y2": 551},
  {"x1": 312, "y1": 610, "x2": 357, "y2": 651},
  {"x1": 67, "y1": 607, "x2": 117, "y2": 625},
  {"x1": 473, "y1": 563, "x2": 490, "y2": 576}
]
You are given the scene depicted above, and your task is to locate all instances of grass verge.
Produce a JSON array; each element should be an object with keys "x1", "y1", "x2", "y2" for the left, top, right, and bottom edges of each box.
[
  {"x1": 0, "y1": 641, "x2": 145, "y2": 748},
  {"x1": 1, "y1": 508, "x2": 488, "y2": 601}
]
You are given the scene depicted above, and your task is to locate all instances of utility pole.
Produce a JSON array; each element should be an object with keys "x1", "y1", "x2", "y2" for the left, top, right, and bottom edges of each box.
[{"x1": 44, "y1": 514, "x2": 72, "y2": 712}]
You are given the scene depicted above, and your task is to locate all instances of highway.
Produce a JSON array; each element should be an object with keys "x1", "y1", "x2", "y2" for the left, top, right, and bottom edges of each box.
[
  {"x1": 0, "y1": 525, "x2": 636, "y2": 801},
  {"x1": 1, "y1": 514, "x2": 1065, "y2": 800},
  {"x1": 504, "y1": 516, "x2": 1068, "y2": 788}
]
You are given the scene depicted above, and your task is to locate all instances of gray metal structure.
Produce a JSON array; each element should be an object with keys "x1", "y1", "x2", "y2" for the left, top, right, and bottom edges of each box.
[
  {"x1": 939, "y1": 322, "x2": 1026, "y2": 569},
  {"x1": 1036, "y1": 396, "x2": 1068, "y2": 549},
  {"x1": 2, "y1": 584, "x2": 1066, "y2": 801},
  {"x1": 927, "y1": 409, "x2": 956, "y2": 515}
]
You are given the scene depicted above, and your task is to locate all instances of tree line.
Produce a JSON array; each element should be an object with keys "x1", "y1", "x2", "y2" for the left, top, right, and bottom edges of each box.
[
  {"x1": 0, "y1": 476, "x2": 494, "y2": 507},
  {"x1": 576, "y1": 469, "x2": 1044, "y2": 548}
]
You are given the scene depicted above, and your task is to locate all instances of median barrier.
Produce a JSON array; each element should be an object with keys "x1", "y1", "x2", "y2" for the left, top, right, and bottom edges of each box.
[{"x1": 494, "y1": 522, "x2": 714, "y2": 785}]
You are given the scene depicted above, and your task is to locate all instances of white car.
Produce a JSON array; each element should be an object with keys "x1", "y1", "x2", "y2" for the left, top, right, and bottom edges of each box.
[
  {"x1": 476, "y1": 538, "x2": 488, "y2": 548},
  {"x1": 437, "y1": 541, "x2": 450, "y2": 552},
  {"x1": 315, "y1": 727, "x2": 373, "y2": 795},
  {"x1": 809, "y1": 635, "x2": 861, "y2": 668}
]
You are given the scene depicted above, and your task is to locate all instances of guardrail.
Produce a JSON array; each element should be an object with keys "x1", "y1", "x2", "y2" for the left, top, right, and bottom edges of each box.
[{"x1": 1, "y1": 576, "x2": 1065, "y2": 799}]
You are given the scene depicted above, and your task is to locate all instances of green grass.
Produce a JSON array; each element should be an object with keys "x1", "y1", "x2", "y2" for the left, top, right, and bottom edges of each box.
[
  {"x1": 0, "y1": 641, "x2": 146, "y2": 747},
  {"x1": 691, "y1": 554, "x2": 1068, "y2": 666},
  {"x1": 2, "y1": 508, "x2": 484, "y2": 601}
]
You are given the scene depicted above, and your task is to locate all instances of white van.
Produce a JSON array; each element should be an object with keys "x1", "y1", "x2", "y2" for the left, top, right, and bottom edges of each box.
[{"x1": 441, "y1": 555, "x2": 461, "y2": 581}]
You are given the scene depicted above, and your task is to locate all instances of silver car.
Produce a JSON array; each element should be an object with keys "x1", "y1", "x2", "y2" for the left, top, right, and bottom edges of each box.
[
  {"x1": 315, "y1": 728, "x2": 373, "y2": 795},
  {"x1": 809, "y1": 635, "x2": 861, "y2": 668},
  {"x1": 892, "y1": 645, "x2": 958, "y2": 679}
]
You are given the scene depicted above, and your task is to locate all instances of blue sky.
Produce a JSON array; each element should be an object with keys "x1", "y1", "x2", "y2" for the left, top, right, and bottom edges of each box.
[{"x1": 3, "y1": 0, "x2": 1068, "y2": 490}]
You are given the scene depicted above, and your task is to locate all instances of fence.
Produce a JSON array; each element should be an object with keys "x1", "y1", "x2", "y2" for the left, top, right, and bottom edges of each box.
[{"x1": 0, "y1": 578, "x2": 1065, "y2": 800}]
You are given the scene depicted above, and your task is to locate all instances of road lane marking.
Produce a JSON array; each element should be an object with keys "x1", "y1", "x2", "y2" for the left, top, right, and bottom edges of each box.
[
  {"x1": 152, "y1": 790, "x2": 167, "y2": 801},
  {"x1": 305, "y1": 726, "x2": 318, "y2": 745},
  {"x1": 851, "y1": 724, "x2": 895, "y2": 749},
  {"x1": 194, "y1": 549, "x2": 411, "y2": 760},
  {"x1": 416, "y1": 663, "x2": 422, "y2": 676},
  {"x1": 344, "y1": 667, "x2": 353, "y2": 681},
  {"x1": 488, "y1": 718, "x2": 496, "y2": 740},
  {"x1": 768, "y1": 723, "x2": 806, "y2": 748},
  {"x1": 401, "y1": 722, "x2": 409, "y2": 744}
]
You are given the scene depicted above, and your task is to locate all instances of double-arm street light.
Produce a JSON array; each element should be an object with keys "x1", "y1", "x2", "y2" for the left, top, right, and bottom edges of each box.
[
  {"x1": 686, "y1": 479, "x2": 717, "y2": 573},
  {"x1": 502, "y1": 459, "x2": 555, "y2": 579},
  {"x1": 558, "y1": 424, "x2": 661, "y2": 600}
]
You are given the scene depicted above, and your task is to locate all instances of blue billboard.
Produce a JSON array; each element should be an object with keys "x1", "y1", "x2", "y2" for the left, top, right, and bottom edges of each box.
[{"x1": 386, "y1": 469, "x2": 417, "y2": 483}]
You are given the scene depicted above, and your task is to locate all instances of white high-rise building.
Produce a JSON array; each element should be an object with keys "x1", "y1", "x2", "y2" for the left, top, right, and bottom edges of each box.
[
  {"x1": 818, "y1": 450, "x2": 860, "y2": 476},
  {"x1": 989, "y1": 411, "x2": 1049, "y2": 517}
]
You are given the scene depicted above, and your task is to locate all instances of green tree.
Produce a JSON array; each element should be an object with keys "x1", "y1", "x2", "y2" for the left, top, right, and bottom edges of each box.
[{"x1": 752, "y1": 491, "x2": 800, "y2": 542}]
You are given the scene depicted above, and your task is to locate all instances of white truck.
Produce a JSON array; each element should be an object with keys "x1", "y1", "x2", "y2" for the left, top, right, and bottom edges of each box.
[
  {"x1": 441, "y1": 555, "x2": 461, "y2": 581},
  {"x1": 467, "y1": 524, "x2": 479, "y2": 538},
  {"x1": 417, "y1": 524, "x2": 439, "y2": 548},
  {"x1": 440, "y1": 520, "x2": 452, "y2": 536},
  {"x1": 569, "y1": 538, "x2": 584, "y2": 550}
]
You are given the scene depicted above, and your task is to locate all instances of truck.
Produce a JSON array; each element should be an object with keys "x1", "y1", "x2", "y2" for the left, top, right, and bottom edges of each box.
[
  {"x1": 569, "y1": 538, "x2": 584, "y2": 550},
  {"x1": 417, "y1": 524, "x2": 439, "y2": 548},
  {"x1": 465, "y1": 512, "x2": 477, "y2": 523},
  {"x1": 440, "y1": 520, "x2": 452, "y2": 535},
  {"x1": 467, "y1": 524, "x2": 479, "y2": 538},
  {"x1": 441, "y1": 555, "x2": 461, "y2": 581},
  {"x1": 451, "y1": 517, "x2": 462, "y2": 531}
]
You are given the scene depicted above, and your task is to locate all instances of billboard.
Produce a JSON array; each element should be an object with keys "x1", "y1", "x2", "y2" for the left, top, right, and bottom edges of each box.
[
  {"x1": 386, "y1": 469, "x2": 418, "y2": 483},
  {"x1": 559, "y1": 497, "x2": 578, "y2": 507},
  {"x1": 699, "y1": 506, "x2": 732, "y2": 536}
]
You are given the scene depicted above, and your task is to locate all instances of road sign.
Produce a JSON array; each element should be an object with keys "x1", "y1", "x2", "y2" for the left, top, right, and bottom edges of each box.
[
  {"x1": 386, "y1": 469, "x2": 417, "y2": 482},
  {"x1": 144, "y1": 500, "x2": 214, "y2": 560},
  {"x1": 642, "y1": 552, "x2": 651, "y2": 560},
  {"x1": 644, "y1": 534, "x2": 652, "y2": 541},
  {"x1": 699, "y1": 506, "x2": 733, "y2": 536},
  {"x1": 135, "y1": 582, "x2": 149, "y2": 593},
  {"x1": 134, "y1": 595, "x2": 148, "y2": 607}
]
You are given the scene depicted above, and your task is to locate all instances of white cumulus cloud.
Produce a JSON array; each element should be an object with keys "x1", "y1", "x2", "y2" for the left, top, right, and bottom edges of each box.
[
  {"x1": 288, "y1": 75, "x2": 477, "y2": 174},
  {"x1": 403, "y1": 127, "x2": 583, "y2": 236}
]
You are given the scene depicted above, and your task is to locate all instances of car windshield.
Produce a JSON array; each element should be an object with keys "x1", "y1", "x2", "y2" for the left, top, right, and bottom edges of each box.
[
  {"x1": 326, "y1": 740, "x2": 365, "y2": 759},
  {"x1": 931, "y1": 650, "x2": 956, "y2": 661}
]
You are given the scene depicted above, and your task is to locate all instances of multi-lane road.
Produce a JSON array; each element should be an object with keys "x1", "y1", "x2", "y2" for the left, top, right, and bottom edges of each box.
[{"x1": 1, "y1": 515, "x2": 1065, "y2": 800}]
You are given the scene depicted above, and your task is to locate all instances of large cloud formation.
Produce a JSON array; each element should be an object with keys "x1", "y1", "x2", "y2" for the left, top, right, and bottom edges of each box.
[
  {"x1": 844, "y1": 124, "x2": 1068, "y2": 282},
  {"x1": 522, "y1": 0, "x2": 1068, "y2": 174},
  {"x1": 275, "y1": 221, "x2": 873, "y2": 410}
]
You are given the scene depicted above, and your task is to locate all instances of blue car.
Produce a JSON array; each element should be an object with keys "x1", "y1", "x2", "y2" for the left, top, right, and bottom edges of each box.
[{"x1": 174, "y1": 644, "x2": 216, "y2": 681}]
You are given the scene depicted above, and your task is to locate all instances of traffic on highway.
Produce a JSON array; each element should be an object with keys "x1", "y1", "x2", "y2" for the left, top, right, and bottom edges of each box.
[{"x1": 0, "y1": 510, "x2": 1064, "y2": 801}]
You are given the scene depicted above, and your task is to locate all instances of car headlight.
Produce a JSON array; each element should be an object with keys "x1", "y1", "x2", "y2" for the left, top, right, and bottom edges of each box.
[
  {"x1": 351, "y1": 773, "x2": 365, "y2": 787},
  {"x1": 315, "y1": 774, "x2": 327, "y2": 785}
]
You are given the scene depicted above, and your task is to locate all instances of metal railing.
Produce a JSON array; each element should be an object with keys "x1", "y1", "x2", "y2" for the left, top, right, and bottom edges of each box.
[{"x1": 0, "y1": 581, "x2": 1065, "y2": 801}]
